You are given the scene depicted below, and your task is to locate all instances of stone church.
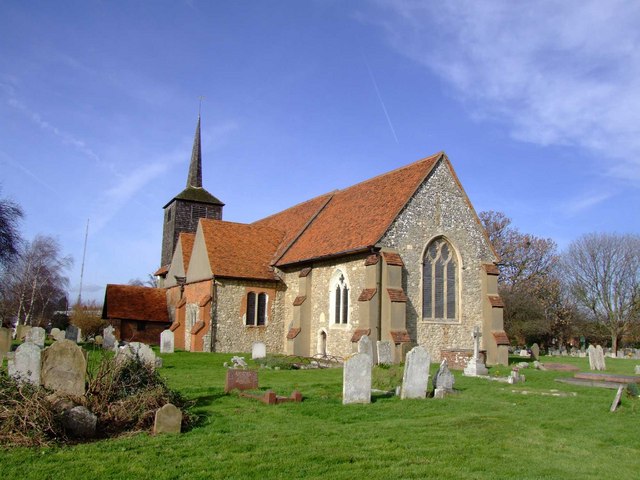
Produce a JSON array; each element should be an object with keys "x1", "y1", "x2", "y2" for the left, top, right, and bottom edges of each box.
[{"x1": 103, "y1": 117, "x2": 509, "y2": 366}]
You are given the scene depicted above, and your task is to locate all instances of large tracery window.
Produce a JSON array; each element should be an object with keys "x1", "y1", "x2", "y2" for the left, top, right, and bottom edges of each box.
[{"x1": 422, "y1": 238, "x2": 458, "y2": 321}]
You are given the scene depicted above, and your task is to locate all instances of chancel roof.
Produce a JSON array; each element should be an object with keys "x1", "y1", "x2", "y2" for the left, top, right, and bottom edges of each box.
[{"x1": 102, "y1": 285, "x2": 169, "y2": 322}]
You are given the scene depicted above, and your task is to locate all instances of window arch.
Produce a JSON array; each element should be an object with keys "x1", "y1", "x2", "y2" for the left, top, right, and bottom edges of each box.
[
  {"x1": 246, "y1": 291, "x2": 267, "y2": 326},
  {"x1": 422, "y1": 238, "x2": 458, "y2": 320},
  {"x1": 330, "y1": 271, "x2": 349, "y2": 325}
]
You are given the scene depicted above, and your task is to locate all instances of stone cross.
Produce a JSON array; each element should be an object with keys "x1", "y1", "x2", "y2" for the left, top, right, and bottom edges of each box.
[{"x1": 472, "y1": 326, "x2": 481, "y2": 360}]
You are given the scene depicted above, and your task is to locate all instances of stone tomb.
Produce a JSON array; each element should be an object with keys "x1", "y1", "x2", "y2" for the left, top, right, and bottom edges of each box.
[
  {"x1": 8, "y1": 342, "x2": 41, "y2": 385},
  {"x1": 154, "y1": 403, "x2": 182, "y2": 434},
  {"x1": 251, "y1": 341, "x2": 266, "y2": 360},
  {"x1": 400, "y1": 345, "x2": 431, "y2": 399},
  {"x1": 41, "y1": 340, "x2": 87, "y2": 396},
  {"x1": 160, "y1": 329, "x2": 174, "y2": 354},
  {"x1": 343, "y1": 353, "x2": 372, "y2": 405},
  {"x1": 225, "y1": 369, "x2": 259, "y2": 393},
  {"x1": 376, "y1": 341, "x2": 393, "y2": 365}
]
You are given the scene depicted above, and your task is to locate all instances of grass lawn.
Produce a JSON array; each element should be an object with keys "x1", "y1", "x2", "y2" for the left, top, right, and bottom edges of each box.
[{"x1": 1, "y1": 351, "x2": 639, "y2": 479}]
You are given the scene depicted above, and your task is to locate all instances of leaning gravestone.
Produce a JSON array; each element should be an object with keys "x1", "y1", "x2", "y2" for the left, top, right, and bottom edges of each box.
[
  {"x1": 160, "y1": 330, "x2": 174, "y2": 354},
  {"x1": 357, "y1": 335, "x2": 374, "y2": 365},
  {"x1": 8, "y1": 342, "x2": 41, "y2": 385},
  {"x1": 252, "y1": 341, "x2": 266, "y2": 360},
  {"x1": 401, "y1": 345, "x2": 431, "y2": 399},
  {"x1": 531, "y1": 343, "x2": 540, "y2": 361},
  {"x1": 16, "y1": 325, "x2": 31, "y2": 342},
  {"x1": 595, "y1": 345, "x2": 606, "y2": 371},
  {"x1": 588, "y1": 345, "x2": 597, "y2": 370},
  {"x1": 433, "y1": 359, "x2": 455, "y2": 393},
  {"x1": 66, "y1": 325, "x2": 80, "y2": 343},
  {"x1": 376, "y1": 341, "x2": 393, "y2": 365},
  {"x1": 26, "y1": 326, "x2": 46, "y2": 348},
  {"x1": 41, "y1": 339, "x2": 87, "y2": 396},
  {"x1": 0, "y1": 326, "x2": 11, "y2": 360},
  {"x1": 343, "y1": 352, "x2": 371, "y2": 405},
  {"x1": 154, "y1": 403, "x2": 182, "y2": 434},
  {"x1": 118, "y1": 342, "x2": 156, "y2": 367}
]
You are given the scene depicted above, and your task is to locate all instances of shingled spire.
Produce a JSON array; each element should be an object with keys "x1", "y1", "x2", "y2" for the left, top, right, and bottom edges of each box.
[
  {"x1": 160, "y1": 114, "x2": 224, "y2": 267},
  {"x1": 187, "y1": 115, "x2": 203, "y2": 188}
]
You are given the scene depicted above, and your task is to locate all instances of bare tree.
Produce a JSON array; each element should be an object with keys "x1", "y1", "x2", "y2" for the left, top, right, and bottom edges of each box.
[
  {"x1": 7, "y1": 235, "x2": 73, "y2": 327},
  {"x1": 128, "y1": 274, "x2": 157, "y2": 288},
  {"x1": 0, "y1": 189, "x2": 24, "y2": 269},
  {"x1": 563, "y1": 233, "x2": 640, "y2": 353}
]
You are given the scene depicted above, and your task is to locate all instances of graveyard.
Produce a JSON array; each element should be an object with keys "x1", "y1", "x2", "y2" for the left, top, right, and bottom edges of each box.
[{"x1": 1, "y1": 336, "x2": 639, "y2": 480}]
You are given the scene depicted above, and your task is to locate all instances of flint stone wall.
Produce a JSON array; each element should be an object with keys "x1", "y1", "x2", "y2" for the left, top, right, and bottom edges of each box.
[{"x1": 379, "y1": 160, "x2": 496, "y2": 362}]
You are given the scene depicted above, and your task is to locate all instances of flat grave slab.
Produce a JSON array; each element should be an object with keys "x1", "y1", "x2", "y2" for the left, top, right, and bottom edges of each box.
[
  {"x1": 542, "y1": 363, "x2": 580, "y2": 372},
  {"x1": 574, "y1": 372, "x2": 640, "y2": 384},
  {"x1": 555, "y1": 378, "x2": 630, "y2": 390}
]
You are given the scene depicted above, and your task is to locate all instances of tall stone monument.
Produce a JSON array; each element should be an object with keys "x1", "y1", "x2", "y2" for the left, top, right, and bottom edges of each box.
[{"x1": 464, "y1": 326, "x2": 489, "y2": 376}]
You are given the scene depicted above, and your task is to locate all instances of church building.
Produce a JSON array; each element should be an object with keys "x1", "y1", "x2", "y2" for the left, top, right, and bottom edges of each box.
[{"x1": 103, "y1": 117, "x2": 509, "y2": 366}]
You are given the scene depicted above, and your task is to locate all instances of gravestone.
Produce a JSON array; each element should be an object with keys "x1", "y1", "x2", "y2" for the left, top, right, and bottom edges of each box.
[
  {"x1": 595, "y1": 345, "x2": 606, "y2": 371},
  {"x1": 376, "y1": 341, "x2": 393, "y2": 365},
  {"x1": 634, "y1": 365, "x2": 640, "y2": 375},
  {"x1": 94, "y1": 335, "x2": 103, "y2": 346},
  {"x1": 343, "y1": 353, "x2": 371, "y2": 404},
  {"x1": 54, "y1": 330, "x2": 66, "y2": 342},
  {"x1": 66, "y1": 325, "x2": 80, "y2": 343},
  {"x1": 16, "y1": 324, "x2": 31, "y2": 342},
  {"x1": 41, "y1": 339, "x2": 86, "y2": 396},
  {"x1": 531, "y1": 343, "x2": 540, "y2": 361},
  {"x1": 8, "y1": 342, "x2": 41, "y2": 385},
  {"x1": 464, "y1": 326, "x2": 489, "y2": 376},
  {"x1": 103, "y1": 325, "x2": 116, "y2": 350},
  {"x1": 224, "y1": 369, "x2": 258, "y2": 393},
  {"x1": 400, "y1": 345, "x2": 431, "y2": 399},
  {"x1": 617, "y1": 351, "x2": 625, "y2": 359},
  {"x1": 433, "y1": 359, "x2": 455, "y2": 393},
  {"x1": 160, "y1": 330, "x2": 174, "y2": 354},
  {"x1": 26, "y1": 326, "x2": 46, "y2": 348},
  {"x1": 50, "y1": 327, "x2": 61, "y2": 338},
  {"x1": 118, "y1": 342, "x2": 156, "y2": 367},
  {"x1": 153, "y1": 403, "x2": 182, "y2": 434},
  {"x1": 251, "y1": 341, "x2": 266, "y2": 360},
  {"x1": 0, "y1": 326, "x2": 11, "y2": 360},
  {"x1": 588, "y1": 345, "x2": 597, "y2": 370},
  {"x1": 357, "y1": 335, "x2": 375, "y2": 365}
]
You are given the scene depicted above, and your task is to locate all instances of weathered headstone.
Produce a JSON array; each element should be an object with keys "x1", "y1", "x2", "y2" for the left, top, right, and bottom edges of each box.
[
  {"x1": 635, "y1": 365, "x2": 640, "y2": 375},
  {"x1": 160, "y1": 329, "x2": 174, "y2": 354},
  {"x1": 41, "y1": 339, "x2": 87, "y2": 396},
  {"x1": 26, "y1": 326, "x2": 46, "y2": 348},
  {"x1": 610, "y1": 385, "x2": 624, "y2": 412},
  {"x1": 153, "y1": 403, "x2": 182, "y2": 434},
  {"x1": 0, "y1": 326, "x2": 11, "y2": 360},
  {"x1": 400, "y1": 345, "x2": 431, "y2": 399},
  {"x1": 117, "y1": 342, "x2": 156, "y2": 367},
  {"x1": 464, "y1": 326, "x2": 489, "y2": 376},
  {"x1": 66, "y1": 325, "x2": 80, "y2": 343},
  {"x1": 63, "y1": 406, "x2": 97, "y2": 438},
  {"x1": 224, "y1": 369, "x2": 258, "y2": 393},
  {"x1": 50, "y1": 327, "x2": 61, "y2": 338},
  {"x1": 251, "y1": 341, "x2": 266, "y2": 360},
  {"x1": 357, "y1": 335, "x2": 374, "y2": 365},
  {"x1": 433, "y1": 359, "x2": 455, "y2": 393},
  {"x1": 16, "y1": 324, "x2": 31, "y2": 342},
  {"x1": 588, "y1": 345, "x2": 597, "y2": 370},
  {"x1": 531, "y1": 343, "x2": 540, "y2": 361},
  {"x1": 54, "y1": 330, "x2": 66, "y2": 342},
  {"x1": 595, "y1": 345, "x2": 606, "y2": 371},
  {"x1": 376, "y1": 341, "x2": 393, "y2": 365},
  {"x1": 8, "y1": 342, "x2": 41, "y2": 385},
  {"x1": 342, "y1": 353, "x2": 371, "y2": 404},
  {"x1": 103, "y1": 325, "x2": 116, "y2": 350},
  {"x1": 94, "y1": 335, "x2": 103, "y2": 346}
]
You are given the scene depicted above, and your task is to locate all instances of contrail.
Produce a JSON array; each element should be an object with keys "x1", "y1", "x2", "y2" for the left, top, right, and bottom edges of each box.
[{"x1": 363, "y1": 56, "x2": 399, "y2": 144}]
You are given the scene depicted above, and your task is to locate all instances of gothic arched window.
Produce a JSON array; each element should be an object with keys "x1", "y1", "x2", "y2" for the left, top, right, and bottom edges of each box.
[
  {"x1": 330, "y1": 271, "x2": 349, "y2": 325},
  {"x1": 422, "y1": 238, "x2": 458, "y2": 320},
  {"x1": 246, "y1": 291, "x2": 267, "y2": 326}
]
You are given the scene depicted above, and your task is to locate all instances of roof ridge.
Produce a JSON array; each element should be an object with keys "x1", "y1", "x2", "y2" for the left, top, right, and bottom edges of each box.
[
  {"x1": 200, "y1": 217, "x2": 285, "y2": 234},
  {"x1": 253, "y1": 191, "x2": 335, "y2": 224}
]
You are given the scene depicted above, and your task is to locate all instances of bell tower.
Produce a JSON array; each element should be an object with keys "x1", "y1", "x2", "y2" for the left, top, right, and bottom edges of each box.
[{"x1": 160, "y1": 115, "x2": 224, "y2": 267}]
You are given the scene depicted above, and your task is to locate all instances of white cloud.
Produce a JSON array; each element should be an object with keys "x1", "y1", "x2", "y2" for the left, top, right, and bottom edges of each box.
[
  {"x1": 563, "y1": 191, "x2": 613, "y2": 215},
  {"x1": 367, "y1": 0, "x2": 640, "y2": 181}
]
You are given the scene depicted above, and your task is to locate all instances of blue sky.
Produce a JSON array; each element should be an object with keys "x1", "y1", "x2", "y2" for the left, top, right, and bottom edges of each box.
[{"x1": 1, "y1": 0, "x2": 639, "y2": 303}]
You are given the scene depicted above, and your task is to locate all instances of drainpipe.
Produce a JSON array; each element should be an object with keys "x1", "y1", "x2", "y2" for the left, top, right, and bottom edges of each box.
[
  {"x1": 373, "y1": 245, "x2": 383, "y2": 342},
  {"x1": 210, "y1": 275, "x2": 217, "y2": 352}
]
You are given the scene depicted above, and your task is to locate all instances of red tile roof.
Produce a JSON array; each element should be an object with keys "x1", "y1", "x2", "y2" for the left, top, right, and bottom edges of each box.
[
  {"x1": 387, "y1": 288, "x2": 408, "y2": 302},
  {"x1": 350, "y1": 329, "x2": 371, "y2": 342},
  {"x1": 154, "y1": 264, "x2": 169, "y2": 276},
  {"x1": 179, "y1": 232, "x2": 195, "y2": 269},
  {"x1": 358, "y1": 288, "x2": 377, "y2": 302},
  {"x1": 483, "y1": 264, "x2": 500, "y2": 275},
  {"x1": 390, "y1": 330, "x2": 411, "y2": 343},
  {"x1": 287, "y1": 328, "x2": 301, "y2": 340},
  {"x1": 256, "y1": 152, "x2": 442, "y2": 266},
  {"x1": 200, "y1": 219, "x2": 284, "y2": 281},
  {"x1": 488, "y1": 295, "x2": 505, "y2": 308},
  {"x1": 382, "y1": 252, "x2": 404, "y2": 266},
  {"x1": 293, "y1": 296, "x2": 306, "y2": 306},
  {"x1": 103, "y1": 285, "x2": 169, "y2": 322},
  {"x1": 493, "y1": 331, "x2": 510, "y2": 346}
]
